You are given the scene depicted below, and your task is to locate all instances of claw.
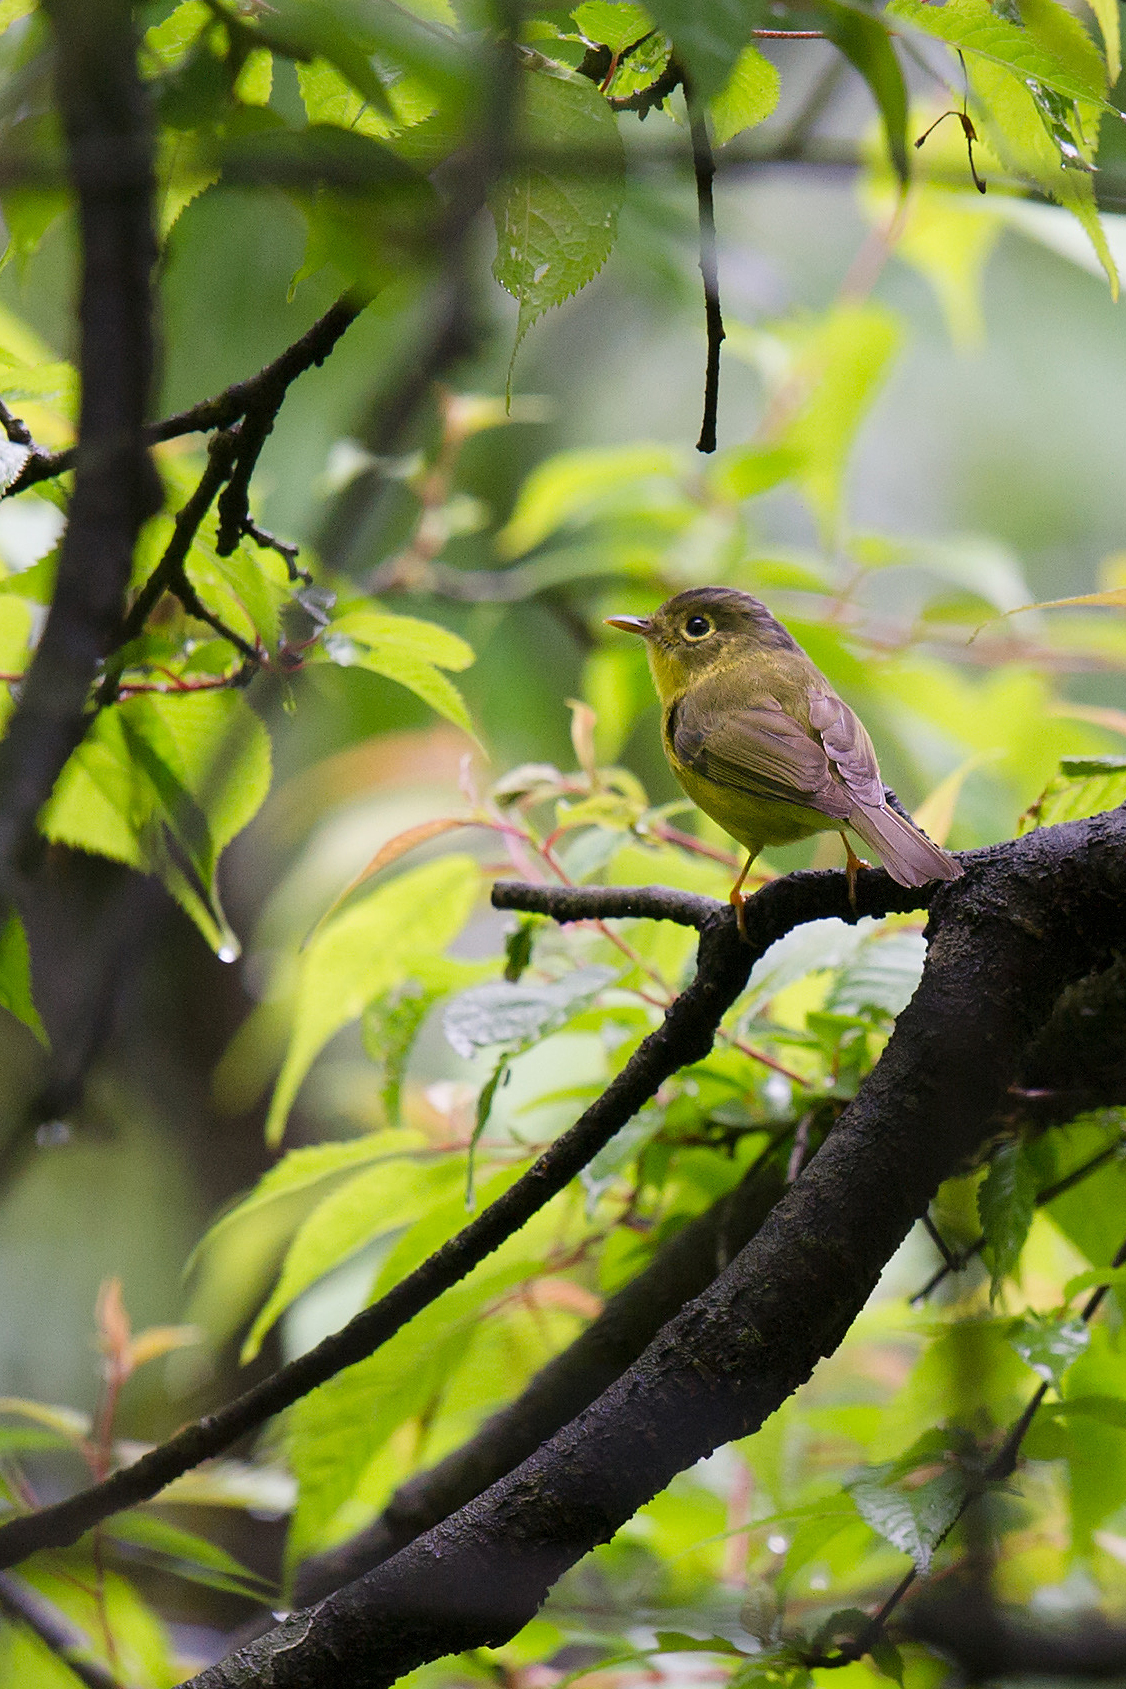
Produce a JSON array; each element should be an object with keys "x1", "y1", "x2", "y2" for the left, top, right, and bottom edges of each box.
[{"x1": 839, "y1": 830, "x2": 870, "y2": 913}]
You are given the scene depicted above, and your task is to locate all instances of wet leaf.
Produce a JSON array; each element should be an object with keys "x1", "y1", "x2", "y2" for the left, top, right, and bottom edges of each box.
[
  {"x1": 1008, "y1": 1311, "x2": 1089, "y2": 1390},
  {"x1": 978, "y1": 1139, "x2": 1037, "y2": 1297}
]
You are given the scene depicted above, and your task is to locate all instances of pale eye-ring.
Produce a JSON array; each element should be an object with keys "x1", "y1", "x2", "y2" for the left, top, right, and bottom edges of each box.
[{"x1": 684, "y1": 615, "x2": 713, "y2": 639}]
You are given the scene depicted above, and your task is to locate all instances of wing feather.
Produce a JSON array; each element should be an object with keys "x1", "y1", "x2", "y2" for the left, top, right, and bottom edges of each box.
[{"x1": 671, "y1": 693, "x2": 852, "y2": 821}]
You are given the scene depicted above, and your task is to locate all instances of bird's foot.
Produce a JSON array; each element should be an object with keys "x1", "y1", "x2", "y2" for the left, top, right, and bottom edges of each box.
[
  {"x1": 729, "y1": 851, "x2": 756, "y2": 944},
  {"x1": 840, "y1": 833, "x2": 870, "y2": 913}
]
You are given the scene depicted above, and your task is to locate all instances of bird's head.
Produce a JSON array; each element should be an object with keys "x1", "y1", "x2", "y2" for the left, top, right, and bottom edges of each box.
[{"x1": 606, "y1": 587, "x2": 797, "y2": 700}]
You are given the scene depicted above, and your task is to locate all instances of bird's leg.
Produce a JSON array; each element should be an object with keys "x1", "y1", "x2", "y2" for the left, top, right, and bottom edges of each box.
[
  {"x1": 729, "y1": 852, "x2": 757, "y2": 942},
  {"x1": 839, "y1": 830, "x2": 869, "y2": 912}
]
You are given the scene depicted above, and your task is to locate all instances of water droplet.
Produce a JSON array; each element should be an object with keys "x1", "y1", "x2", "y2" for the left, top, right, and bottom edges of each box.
[
  {"x1": 36, "y1": 1120, "x2": 71, "y2": 1147},
  {"x1": 217, "y1": 944, "x2": 239, "y2": 964},
  {"x1": 767, "y1": 1534, "x2": 788, "y2": 1555}
]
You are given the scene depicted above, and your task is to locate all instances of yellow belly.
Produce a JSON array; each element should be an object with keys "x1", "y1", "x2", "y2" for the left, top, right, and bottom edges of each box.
[{"x1": 670, "y1": 757, "x2": 837, "y2": 855}]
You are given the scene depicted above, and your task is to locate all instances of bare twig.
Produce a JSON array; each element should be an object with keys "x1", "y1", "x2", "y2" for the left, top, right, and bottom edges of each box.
[
  {"x1": 911, "y1": 1137, "x2": 1123, "y2": 1302},
  {"x1": 686, "y1": 83, "x2": 724, "y2": 454},
  {"x1": 10, "y1": 296, "x2": 363, "y2": 497}
]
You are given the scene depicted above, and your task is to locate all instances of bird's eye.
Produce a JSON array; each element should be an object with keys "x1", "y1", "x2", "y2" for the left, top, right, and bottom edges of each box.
[{"x1": 684, "y1": 615, "x2": 713, "y2": 639}]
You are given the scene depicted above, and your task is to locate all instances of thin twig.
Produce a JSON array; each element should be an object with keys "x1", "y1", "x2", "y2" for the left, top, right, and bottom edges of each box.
[
  {"x1": 686, "y1": 82, "x2": 724, "y2": 454},
  {"x1": 96, "y1": 430, "x2": 245, "y2": 705},
  {"x1": 0, "y1": 400, "x2": 33, "y2": 447},
  {"x1": 910, "y1": 1137, "x2": 1123, "y2": 1303},
  {"x1": 9, "y1": 296, "x2": 363, "y2": 497}
]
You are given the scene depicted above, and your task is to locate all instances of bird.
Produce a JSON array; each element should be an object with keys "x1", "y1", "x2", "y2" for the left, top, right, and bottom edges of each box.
[{"x1": 606, "y1": 586, "x2": 962, "y2": 935}]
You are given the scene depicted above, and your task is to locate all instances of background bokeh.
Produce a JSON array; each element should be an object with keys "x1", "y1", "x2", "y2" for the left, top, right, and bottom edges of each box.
[{"x1": 1, "y1": 26, "x2": 1125, "y2": 1672}]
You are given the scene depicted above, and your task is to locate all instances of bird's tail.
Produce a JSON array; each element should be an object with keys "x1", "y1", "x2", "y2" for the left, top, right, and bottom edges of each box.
[{"x1": 848, "y1": 802, "x2": 963, "y2": 888}]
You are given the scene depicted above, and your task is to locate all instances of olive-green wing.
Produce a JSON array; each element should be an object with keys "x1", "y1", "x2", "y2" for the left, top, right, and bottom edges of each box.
[{"x1": 670, "y1": 688, "x2": 881, "y2": 820}]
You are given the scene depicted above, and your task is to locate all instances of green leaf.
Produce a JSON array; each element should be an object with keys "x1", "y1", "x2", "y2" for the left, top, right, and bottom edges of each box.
[
  {"x1": 0, "y1": 0, "x2": 36, "y2": 32},
  {"x1": 1019, "y1": 756, "x2": 1126, "y2": 834},
  {"x1": 887, "y1": 0, "x2": 1108, "y2": 108},
  {"x1": 654, "y1": 1632, "x2": 744, "y2": 1655},
  {"x1": 643, "y1": 0, "x2": 765, "y2": 97},
  {"x1": 871, "y1": 1641, "x2": 906, "y2": 1685},
  {"x1": 443, "y1": 965, "x2": 617, "y2": 1058},
  {"x1": 185, "y1": 1134, "x2": 409, "y2": 1347},
  {"x1": 324, "y1": 608, "x2": 474, "y2": 670},
  {"x1": 728, "y1": 302, "x2": 900, "y2": 540},
  {"x1": 0, "y1": 911, "x2": 46, "y2": 1046},
  {"x1": 1085, "y1": 0, "x2": 1120, "y2": 81},
  {"x1": 978, "y1": 1139, "x2": 1037, "y2": 1298},
  {"x1": 266, "y1": 855, "x2": 480, "y2": 1144},
  {"x1": 242, "y1": 1154, "x2": 467, "y2": 1359},
  {"x1": 363, "y1": 980, "x2": 442, "y2": 1124},
  {"x1": 297, "y1": 53, "x2": 436, "y2": 139},
  {"x1": 491, "y1": 65, "x2": 625, "y2": 376},
  {"x1": 317, "y1": 635, "x2": 476, "y2": 735},
  {"x1": 1065, "y1": 1264, "x2": 1126, "y2": 1301},
  {"x1": 729, "y1": 1647, "x2": 812, "y2": 1689},
  {"x1": 144, "y1": 0, "x2": 210, "y2": 69},
  {"x1": 1017, "y1": 0, "x2": 1108, "y2": 100},
  {"x1": 285, "y1": 1199, "x2": 533, "y2": 1565},
  {"x1": 468, "y1": 1056, "x2": 509, "y2": 1209},
  {"x1": 572, "y1": 1, "x2": 654, "y2": 53},
  {"x1": 270, "y1": 0, "x2": 471, "y2": 111},
  {"x1": 314, "y1": 609, "x2": 476, "y2": 734},
  {"x1": 1007, "y1": 1311, "x2": 1089, "y2": 1391},
  {"x1": 709, "y1": 43, "x2": 779, "y2": 145},
  {"x1": 0, "y1": 187, "x2": 67, "y2": 279},
  {"x1": 826, "y1": 930, "x2": 925, "y2": 1020},
  {"x1": 221, "y1": 122, "x2": 438, "y2": 292},
  {"x1": 40, "y1": 692, "x2": 272, "y2": 958},
  {"x1": 498, "y1": 441, "x2": 682, "y2": 557},
  {"x1": 775, "y1": 1508, "x2": 859, "y2": 1592},
  {"x1": 235, "y1": 46, "x2": 274, "y2": 106},
  {"x1": 1038, "y1": 1393, "x2": 1126, "y2": 1428},
  {"x1": 103, "y1": 1513, "x2": 274, "y2": 1601},
  {"x1": 253, "y1": 0, "x2": 397, "y2": 117},
  {"x1": 847, "y1": 1462, "x2": 968, "y2": 1573},
  {"x1": 901, "y1": 11, "x2": 1116, "y2": 290},
  {"x1": 820, "y1": 3, "x2": 908, "y2": 184}
]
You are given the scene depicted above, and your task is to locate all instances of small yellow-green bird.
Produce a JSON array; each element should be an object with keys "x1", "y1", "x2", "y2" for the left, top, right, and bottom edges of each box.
[{"x1": 607, "y1": 586, "x2": 962, "y2": 931}]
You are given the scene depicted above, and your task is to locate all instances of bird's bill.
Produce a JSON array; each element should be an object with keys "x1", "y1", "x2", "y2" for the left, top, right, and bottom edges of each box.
[{"x1": 605, "y1": 615, "x2": 653, "y2": 638}]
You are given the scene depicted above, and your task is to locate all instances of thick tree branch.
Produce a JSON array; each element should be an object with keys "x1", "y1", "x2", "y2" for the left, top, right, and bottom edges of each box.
[
  {"x1": 0, "y1": 0, "x2": 158, "y2": 882},
  {"x1": 181, "y1": 809, "x2": 1126, "y2": 1689},
  {"x1": 0, "y1": 867, "x2": 924, "y2": 1568}
]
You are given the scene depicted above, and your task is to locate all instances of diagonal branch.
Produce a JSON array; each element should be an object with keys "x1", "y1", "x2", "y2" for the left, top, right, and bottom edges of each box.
[
  {"x1": 178, "y1": 807, "x2": 1126, "y2": 1689},
  {"x1": 0, "y1": 868, "x2": 926, "y2": 1568},
  {"x1": 8, "y1": 296, "x2": 363, "y2": 497}
]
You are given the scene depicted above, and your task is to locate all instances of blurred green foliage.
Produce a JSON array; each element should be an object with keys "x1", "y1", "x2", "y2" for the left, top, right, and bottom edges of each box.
[{"x1": 0, "y1": 0, "x2": 1123, "y2": 1679}]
